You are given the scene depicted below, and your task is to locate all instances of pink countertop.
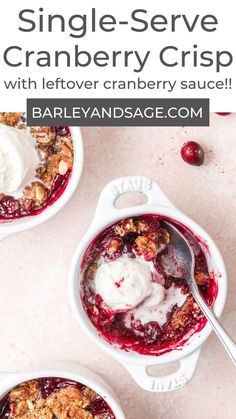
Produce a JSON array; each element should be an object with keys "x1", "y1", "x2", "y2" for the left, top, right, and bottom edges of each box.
[{"x1": 1, "y1": 113, "x2": 236, "y2": 419}]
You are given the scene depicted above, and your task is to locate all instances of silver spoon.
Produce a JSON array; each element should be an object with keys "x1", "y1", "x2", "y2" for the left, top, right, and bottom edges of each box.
[{"x1": 162, "y1": 221, "x2": 236, "y2": 366}]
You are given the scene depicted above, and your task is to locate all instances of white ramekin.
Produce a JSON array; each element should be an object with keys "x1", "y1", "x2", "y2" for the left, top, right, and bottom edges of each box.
[
  {"x1": 69, "y1": 176, "x2": 227, "y2": 392},
  {"x1": 0, "y1": 362, "x2": 125, "y2": 419},
  {"x1": 0, "y1": 127, "x2": 83, "y2": 240}
]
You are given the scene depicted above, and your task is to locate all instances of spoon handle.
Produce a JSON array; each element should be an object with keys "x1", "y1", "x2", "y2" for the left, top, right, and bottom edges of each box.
[{"x1": 190, "y1": 282, "x2": 236, "y2": 367}]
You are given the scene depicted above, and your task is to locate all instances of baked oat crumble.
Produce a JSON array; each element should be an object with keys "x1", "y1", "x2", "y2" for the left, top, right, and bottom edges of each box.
[{"x1": 0, "y1": 378, "x2": 115, "y2": 418}]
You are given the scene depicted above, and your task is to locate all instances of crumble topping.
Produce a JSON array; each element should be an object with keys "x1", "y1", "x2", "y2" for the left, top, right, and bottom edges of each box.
[
  {"x1": 115, "y1": 218, "x2": 170, "y2": 260},
  {"x1": 195, "y1": 271, "x2": 210, "y2": 285},
  {"x1": 135, "y1": 235, "x2": 158, "y2": 258},
  {"x1": 0, "y1": 112, "x2": 24, "y2": 127},
  {"x1": 166, "y1": 295, "x2": 195, "y2": 335},
  {"x1": 0, "y1": 379, "x2": 115, "y2": 418}
]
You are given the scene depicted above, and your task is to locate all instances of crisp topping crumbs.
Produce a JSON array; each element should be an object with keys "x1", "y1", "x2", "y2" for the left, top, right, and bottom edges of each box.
[
  {"x1": 135, "y1": 235, "x2": 157, "y2": 257},
  {"x1": 0, "y1": 112, "x2": 24, "y2": 127},
  {"x1": 106, "y1": 239, "x2": 121, "y2": 254},
  {"x1": 0, "y1": 379, "x2": 115, "y2": 418},
  {"x1": 195, "y1": 271, "x2": 209, "y2": 285}
]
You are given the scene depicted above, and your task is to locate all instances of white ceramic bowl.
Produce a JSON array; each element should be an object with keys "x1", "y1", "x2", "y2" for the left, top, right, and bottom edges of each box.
[
  {"x1": 0, "y1": 362, "x2": 125, "y2": 419},
  {"x1": 0, "y1": 127, "x2": 83, "y2": 240},
  {"x1": 69, "y1": 176, "x2": 227, "y2": 392}
]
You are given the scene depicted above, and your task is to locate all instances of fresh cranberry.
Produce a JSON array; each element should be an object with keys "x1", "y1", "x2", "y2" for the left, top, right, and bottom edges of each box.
[
  {"x1": 216, "y1": 112, "x2": 231, "y2": 116},
  {"x1": 181, "y1": 141, "x2": 205, "y2": 166}
]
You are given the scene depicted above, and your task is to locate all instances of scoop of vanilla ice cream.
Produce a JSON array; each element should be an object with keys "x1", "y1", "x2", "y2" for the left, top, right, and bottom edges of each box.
[
  {"x1": 0, "y1": 123, "x2": 40, "y2": 196},
  {"x1": 94, "y1": 258, "x2": 157, "y2": 311}
]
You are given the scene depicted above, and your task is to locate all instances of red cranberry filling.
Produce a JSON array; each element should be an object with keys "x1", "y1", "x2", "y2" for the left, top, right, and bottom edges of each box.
[{"x1": 81, "y1": 215, "x2": 218, "y2": 356}]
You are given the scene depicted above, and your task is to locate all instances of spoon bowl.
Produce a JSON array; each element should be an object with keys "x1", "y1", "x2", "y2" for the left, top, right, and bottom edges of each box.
[{"x1": 161, "y1": 221, "x2": 195, "y2": 281}]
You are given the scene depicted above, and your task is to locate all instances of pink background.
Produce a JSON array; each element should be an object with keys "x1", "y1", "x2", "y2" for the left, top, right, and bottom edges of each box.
[{"x1": 1, "y1": 113, "x2": 236, "y2": 419}]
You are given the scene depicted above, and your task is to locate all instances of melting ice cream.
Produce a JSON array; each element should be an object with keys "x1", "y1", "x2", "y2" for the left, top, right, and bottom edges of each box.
[{"x1": 0, "y1": 123, "x2": 39, "y2": 196}]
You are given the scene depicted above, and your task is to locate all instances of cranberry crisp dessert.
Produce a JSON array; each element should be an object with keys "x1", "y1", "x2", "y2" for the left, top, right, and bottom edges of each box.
[
  {"x1": 81, "y1": 215, "x2": 217, "y2": 355},
  {"x1": 0, "y1": 112, "x2": 73, "y2": 220},
  {"x1": 0, "y1": 378, "x2": 115, "y2": 418}
]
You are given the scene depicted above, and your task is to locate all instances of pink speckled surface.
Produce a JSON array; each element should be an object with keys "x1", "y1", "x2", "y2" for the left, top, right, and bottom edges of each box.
[{"x1": 0, "y1": 114, "x2": 236, "y2": 419}]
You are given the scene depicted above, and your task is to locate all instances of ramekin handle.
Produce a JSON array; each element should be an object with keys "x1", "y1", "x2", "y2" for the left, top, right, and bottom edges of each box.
[
  {"x1": 122, "y1": 349, "x2": 201, "y2": 392},
  {"x1": 94, "y1": 176, "x2": 175, "y2": 221}
]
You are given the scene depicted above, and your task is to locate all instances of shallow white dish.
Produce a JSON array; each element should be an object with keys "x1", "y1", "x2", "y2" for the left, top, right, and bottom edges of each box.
[
  {"x1": 0, "y1": 362, "x2": 125, "y2": 419},
  {"x1": 69, "y1": 176, "x2": 227, "y2": 392},
  {"x1": 0, "y1": 127, "x2": 83, "y2": 240}
]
